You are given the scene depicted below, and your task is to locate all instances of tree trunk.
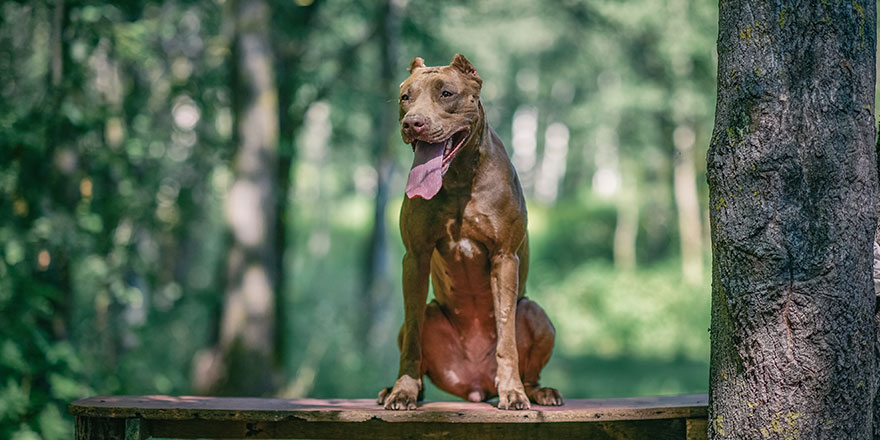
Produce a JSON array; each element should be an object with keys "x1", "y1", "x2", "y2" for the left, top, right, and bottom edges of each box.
[
  {"x1": 274, "y1": 48, "x2": 296, "y2": 374},
  {"x1": 359, "y1": 0, "x2": 402, "y2": 348},
  {"x1": 613, "y1": 165, "x2": 638, "y2": 271},
  {"x1": 43, "y1": 0, "x2": 73, "y2": 343},
  {"x1": 50, "y1": 0, "x2": 64, "y2": 87},
  {"x1": 874, "y1": 130, "x2": 880, "y2": 439},
  {"x1": 672, "y1": 123, "x2": 703, "y2": 285},
  {"x1": 707, "y1": 1, "x2": 877, "y2": 439},
  {"x1": 199, "y1": 0, "x2": 280, "y2": 396},
  {"x1": 272, "y1": 0, "x2": 320, "y2": 371}
]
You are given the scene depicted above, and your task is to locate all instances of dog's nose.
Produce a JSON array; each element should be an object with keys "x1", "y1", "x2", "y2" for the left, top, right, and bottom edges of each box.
[{"x1": 402, "y1": 115, "x2": 428, "y2": 135}]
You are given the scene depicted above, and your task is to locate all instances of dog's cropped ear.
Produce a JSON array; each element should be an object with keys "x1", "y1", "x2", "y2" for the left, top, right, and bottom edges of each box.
[
  {"x1": 408, "y1": 57, "x2": 426, "y2": 74},
  {"x1": 450, "y1": 54, "x2": 480, "y2": 81}
]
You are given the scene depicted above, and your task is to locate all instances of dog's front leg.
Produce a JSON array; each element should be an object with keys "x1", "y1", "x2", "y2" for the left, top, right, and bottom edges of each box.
[
  {"x1": 491, "y1": 252, "x2": 530, "y2": 410},
  {"x1": 384, "y1": 250, "x2": 431, "y2": 410}
]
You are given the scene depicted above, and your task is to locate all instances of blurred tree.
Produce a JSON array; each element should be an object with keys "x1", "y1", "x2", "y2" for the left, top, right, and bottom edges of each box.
[
  {"x1": 195, "y1": 0, "x2": 280, "y2": 396},
  {"x1": 271, "y1": 0, "x2": 319, "y2": 369},
  {"x1": 671, "y1": 118, "x2": 703, "y2": 285},
  {"x1": 662, "y1": 0, "x2": 708, "y2": 285},
  {"x1": 360, "y1": 0, "x2": 403, "y2": 349},
  {"x1": 613, "y1": 167, "x2": 638, "y2": 271},
  {"x1": 707, "y1": 1, "x2": 877, "y2": 438}
]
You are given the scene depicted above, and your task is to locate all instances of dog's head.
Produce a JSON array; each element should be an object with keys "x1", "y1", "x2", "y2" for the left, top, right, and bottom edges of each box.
[{"x1": 399, "y1": 54, "x2": 483, "y2": 200}]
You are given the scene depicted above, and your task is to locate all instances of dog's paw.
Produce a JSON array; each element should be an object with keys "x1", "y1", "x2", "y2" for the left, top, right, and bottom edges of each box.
[
  {"x1": 497, "y1": 388, "x2": 530, "y2": 410},
  {"x1": 529, "y1": 387, "x2": 564, "y2": 406},
  {"x1": 376, "y1": 387, "x2": 392, "y2": 405},
  {"x1": 384, "y1": 391, "x2": 418, "y2": 410},
  {"x1": 383, "y1": 375, "x2": 421, "y2": 410}
]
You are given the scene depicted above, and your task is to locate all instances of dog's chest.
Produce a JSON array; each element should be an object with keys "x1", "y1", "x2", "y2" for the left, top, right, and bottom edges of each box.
[
  {"x1": 431, "y1": 220, "x2": 493, "y2": 303},
  {"x1": 436, "y1": 217, "x2": 490, "y2": 263},
  {"x1": 443, "y1": 236, "x2": 482, "y2": 260}
]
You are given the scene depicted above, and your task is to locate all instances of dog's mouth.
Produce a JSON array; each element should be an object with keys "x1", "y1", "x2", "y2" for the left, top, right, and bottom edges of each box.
[{"x1": 405, "y1": 128, "x2": 469, "y2": 200}]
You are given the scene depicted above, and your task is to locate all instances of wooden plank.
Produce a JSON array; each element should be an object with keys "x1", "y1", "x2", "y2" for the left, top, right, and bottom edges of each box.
[
  {"x1": 147, "y1": 418, "x2": 688, "y2": 439},
  {"x1": 75, "y1": 416, "x2": 125, "y2": 440},
  {"x1": 69, "y1": 394, "x2": 708, "y2": 424},
  {"x1": 686, "y1": 417, "x2": 708, "y2": 440},
  {"x1": 125, "y1": 418, "x2": 147, "y2": 440}
]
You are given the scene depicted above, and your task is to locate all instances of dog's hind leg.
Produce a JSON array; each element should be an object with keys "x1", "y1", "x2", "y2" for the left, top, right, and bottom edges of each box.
[
  {"x1": 516, "y1": 298, "x2": 564, "y2": 406},
  {"x1": 421, "y1": 300, "x2": 493, "y2": 402}
]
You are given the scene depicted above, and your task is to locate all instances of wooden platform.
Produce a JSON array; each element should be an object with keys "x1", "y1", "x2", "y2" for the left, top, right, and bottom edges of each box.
[{"x1": 69, "y1": 394, "x2": 709, "y2": 439}]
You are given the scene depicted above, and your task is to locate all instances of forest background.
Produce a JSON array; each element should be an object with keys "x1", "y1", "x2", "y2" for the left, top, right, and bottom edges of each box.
[{"x1": 0, "y1": 0, "x2": 820, "y2": 438}]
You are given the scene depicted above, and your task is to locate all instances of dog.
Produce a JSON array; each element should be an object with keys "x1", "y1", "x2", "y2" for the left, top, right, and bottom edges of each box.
[{"x1": 377, "y1": 54, "x2": 563, "y2": 410}]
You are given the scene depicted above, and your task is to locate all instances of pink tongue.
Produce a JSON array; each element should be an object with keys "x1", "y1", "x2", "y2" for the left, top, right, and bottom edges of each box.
[{"x1": 406, "y1": 141, "x2": 444, "y2": 200}]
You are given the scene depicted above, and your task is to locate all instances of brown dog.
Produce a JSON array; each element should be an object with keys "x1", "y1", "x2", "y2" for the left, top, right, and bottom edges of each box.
[{"x1": 377, "y1": 54, "x2": 562, "y2": 411}]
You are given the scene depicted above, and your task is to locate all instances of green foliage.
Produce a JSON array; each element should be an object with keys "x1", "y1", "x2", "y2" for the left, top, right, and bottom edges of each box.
[
  {"x1": 0, "y1": 266, "x2": 89, "y2": 439},
  {"x1": 529, "y1": 195, "x2": 618, "y2": 268},
  {"x1": 535, "y1": 261, "x2": 709, "y2": 361},
  {"x1": 1, "y1": 1, "x2": 229, "y2": 435}
]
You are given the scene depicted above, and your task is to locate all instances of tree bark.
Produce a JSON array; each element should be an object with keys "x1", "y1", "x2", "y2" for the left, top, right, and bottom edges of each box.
[
  {"x1": 199, "y1": 0, "x2": 280, "y2": 396},
  {"x1": 874, "y1": 128, "x2": 880, "y2": 439},
  {"x1": 707, "y1": 1, "x2": 877, "y2": 439}
]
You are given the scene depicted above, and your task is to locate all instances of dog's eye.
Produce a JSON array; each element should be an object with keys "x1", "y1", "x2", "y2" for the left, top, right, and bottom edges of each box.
[
  {"x1": 400, "y1": 94, "x2": 409, "y2": 101},
  {"x1": 441, "y1": 90, "x2": 454, "y2": 97}
]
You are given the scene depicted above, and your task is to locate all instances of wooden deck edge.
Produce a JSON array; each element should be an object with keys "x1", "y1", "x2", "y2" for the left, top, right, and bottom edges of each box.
[
  {"x1": 71, "y1": 395, "x2": 709, "y2": 439},
  {"x1": 77, "y1": 415, "x2": 708, "y2": 440},
  {"x1": 69, "y1": 394, "x2": 708, "y2": 424}
]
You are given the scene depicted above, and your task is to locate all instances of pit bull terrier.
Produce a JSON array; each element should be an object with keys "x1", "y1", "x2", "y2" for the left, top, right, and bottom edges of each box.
[{"x1": 377, "y1": 54, "x2": 563, "y2": 410}]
